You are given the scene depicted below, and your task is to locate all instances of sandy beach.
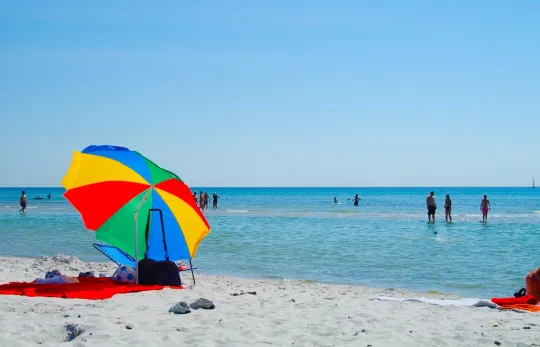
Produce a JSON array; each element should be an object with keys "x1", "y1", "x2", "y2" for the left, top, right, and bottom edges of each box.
[{"x1": 0, "y1": 255, "x2": 537, "y2": 347}]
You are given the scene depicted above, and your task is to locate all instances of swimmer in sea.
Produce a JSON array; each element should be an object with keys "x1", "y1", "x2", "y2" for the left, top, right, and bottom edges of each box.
[
  {"x1": 426, "y1": 191, "x2": 436, "y2": 222},
  {"x1": 333, "y1": 197, "x2": 338, "y2": 204},
  {"x1": 19, "y1": 190, "x2": 27, "y2": 213},
  {"x1": 444, "y1": 194, "x2": 452, "y2": 223},
  {"x1": 193, "y1": 191, "x2": 198, "y2": 205},
  {"x1": 212, "y1": 192, "x2": 219, "y2": 209},
  {"x1": 480, "y1": 195, "x2": 490, "y2": 222},
  {"x1": 204, "y1": 192, "x2": 209, "y2": 209},
  {"x1": 352, "y1": 194, "x2": 360, "y2": 206},
  {"x1": 199, "y1": 191, "x2": 204, "y2": 210}
]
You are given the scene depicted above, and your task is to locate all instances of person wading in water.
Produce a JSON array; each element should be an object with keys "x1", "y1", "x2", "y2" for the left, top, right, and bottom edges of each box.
[{"x1": 426, "y1": 191, "x2": 436, "y2": 222}]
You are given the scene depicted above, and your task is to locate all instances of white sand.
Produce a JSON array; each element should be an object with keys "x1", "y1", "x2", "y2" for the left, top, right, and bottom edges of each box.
[{"x1": 0, "y1": 255, "x2": 538, "y2": 347}]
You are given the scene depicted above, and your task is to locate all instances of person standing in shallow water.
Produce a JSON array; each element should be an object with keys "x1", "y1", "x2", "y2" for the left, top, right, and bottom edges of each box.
[
  {"x1": 444, "y1": 194, "x2": 452, "y2": 223},
  {"x1": 426, "y1": 191, "x2": 436, "y2": 222},
  {"x1": 212, "y1": 192, "x2": 220, "y2": 209},
  {"x1": 480, "y1": 195, "x2": 491, "y2": 222},
  {"x1": 352, "y1": 194, "x2": 360, "y2": 206},
  {"x1": 204, "y1": 192, "x2": 209, "y2": 209},
  {"x1": 199, "y1": 191, "x2": 205, "y2": 210},
  {"x1": 19, "y1": 190, "x2": 27, "y2": 213}
]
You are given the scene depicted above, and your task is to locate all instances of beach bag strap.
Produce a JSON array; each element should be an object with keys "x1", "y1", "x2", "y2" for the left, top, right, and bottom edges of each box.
[
  {"x1": 514, "y1": 288, "x2": 527, "y2": 298},
  {"x1": 144, "y1": 209, "x2": 170, "y2": 261}
]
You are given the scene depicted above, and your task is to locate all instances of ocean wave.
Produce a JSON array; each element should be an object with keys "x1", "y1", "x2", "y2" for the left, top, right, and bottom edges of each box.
[{"x1": 226, "y1": 209, "x2": 249, "y2": 213}]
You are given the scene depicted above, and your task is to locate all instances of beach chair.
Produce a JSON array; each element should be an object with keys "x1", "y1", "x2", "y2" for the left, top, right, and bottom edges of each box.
[{"x1": 93, "y1": 243, "x2": 197, "y2": 284}]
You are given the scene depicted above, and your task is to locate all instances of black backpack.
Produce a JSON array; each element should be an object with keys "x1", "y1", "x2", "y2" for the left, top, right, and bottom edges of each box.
[{"x1": 137, "y1": 209, "x2": 181, "y2": 286}]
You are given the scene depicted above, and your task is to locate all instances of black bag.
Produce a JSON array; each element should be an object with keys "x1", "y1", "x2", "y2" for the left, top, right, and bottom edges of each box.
[
  {"x1": 137, "y1": 258, "x2": 157, "y2": 285},
  {"x1": 137, "y1": 209, "x2": 181, "y2": 286}
]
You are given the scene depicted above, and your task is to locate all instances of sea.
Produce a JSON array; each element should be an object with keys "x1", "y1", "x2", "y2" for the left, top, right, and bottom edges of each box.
[{"x1": 0, "y1": 187, "x2": 538, "y2": 298}]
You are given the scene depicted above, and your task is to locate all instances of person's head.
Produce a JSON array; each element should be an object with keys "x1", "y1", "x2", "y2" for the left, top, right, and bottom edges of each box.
[
  {"x1": 446, "y1": 194, "x2": 449, "y2": 198},
  {"x1": 484, "y1": 195, "x2": 487, "y2": 199},
  {"x1": 22, "y1": 190, "x2": 25, "y2": 195},
  {"x1": 430, "y1": 191, "x2": 434, "y2": 196}
]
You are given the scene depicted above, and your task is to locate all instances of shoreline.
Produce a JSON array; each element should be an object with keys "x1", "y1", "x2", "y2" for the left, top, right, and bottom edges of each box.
[{"x1": 0, "y1": 255, "x2": 539, "y2": 346}]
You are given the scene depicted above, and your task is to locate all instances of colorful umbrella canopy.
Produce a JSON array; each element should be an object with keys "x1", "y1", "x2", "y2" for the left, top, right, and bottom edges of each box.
[{"x1": 62, "y1": 145, "x2": 210, "y2": 262}]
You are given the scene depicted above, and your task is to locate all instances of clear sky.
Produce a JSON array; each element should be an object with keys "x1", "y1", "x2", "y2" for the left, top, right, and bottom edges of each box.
[{"x1": 1, "y1": 1, "x2": 539, "y2": 187}]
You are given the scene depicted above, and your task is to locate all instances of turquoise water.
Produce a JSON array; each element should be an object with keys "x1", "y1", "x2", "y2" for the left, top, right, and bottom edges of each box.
[{"x1": 1, "y1": 187, "x2": 538, "y2": 298}]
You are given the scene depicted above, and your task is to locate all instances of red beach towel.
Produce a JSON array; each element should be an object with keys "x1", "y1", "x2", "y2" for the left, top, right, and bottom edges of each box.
[
  {"x1": 491, "y1": 295, "x2": 539, "y2": 306},
  {"x1": 0, "y1": 277, "x2": 182, "y2": 300}
]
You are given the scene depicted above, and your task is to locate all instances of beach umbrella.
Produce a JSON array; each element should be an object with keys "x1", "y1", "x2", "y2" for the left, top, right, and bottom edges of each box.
[{"x1": 61, "y1": 145, "x2": 210, "y2": 280}]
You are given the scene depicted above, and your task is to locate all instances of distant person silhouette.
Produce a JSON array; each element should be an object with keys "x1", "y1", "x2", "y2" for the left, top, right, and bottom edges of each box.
[
  {"x1": 19, "y1": 190, "x2": 27, "y2": 213},
  {"x1": 480, "y1": 195, "x2": 491, "y2": 222},
  {"x1": 444, "y1": 194, "x2": 452, "y2": 223},
  {"x1": 426, "y1": 191, "x2": 436, "y2": 222}
]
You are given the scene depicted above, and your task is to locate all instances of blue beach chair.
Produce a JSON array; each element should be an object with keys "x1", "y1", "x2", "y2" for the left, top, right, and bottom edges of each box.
[{"x1": 93, "y1": 243, "x2": 197, "y2": 284}]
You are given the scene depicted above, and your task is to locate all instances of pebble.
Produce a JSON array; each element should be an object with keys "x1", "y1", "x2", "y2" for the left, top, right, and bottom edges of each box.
[
  {"x1": 494, "y1": 341, "x2": 501, "y2": 346},
  {"x1": 64, "y1": 323, "x2": 85, "y2": 342},
  {"x1": 126, "y1": 324, "x2": 133, "y2": 330}
]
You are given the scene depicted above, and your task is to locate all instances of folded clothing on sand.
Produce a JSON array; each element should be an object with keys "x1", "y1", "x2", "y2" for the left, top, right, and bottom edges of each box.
[
  {"x1": 0, "y1": 277, "x2": 182, "y2": 300},
  {"x1": 34, "y1": 276, "x2": 79, "y2": 284}
]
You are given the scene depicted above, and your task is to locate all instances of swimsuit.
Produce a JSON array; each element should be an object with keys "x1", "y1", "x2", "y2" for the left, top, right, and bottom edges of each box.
[
  {"x1": 428, "y1": 206, "x2": 436, "y2": 215},
  {"x1": 481, "y1": 207, "x2": 489, "y2": 214}
]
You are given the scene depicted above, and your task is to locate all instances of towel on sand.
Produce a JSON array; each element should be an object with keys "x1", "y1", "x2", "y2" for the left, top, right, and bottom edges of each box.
[
  {"x1": 491, "y1": 295, "x2": 540, "y2": 312},
  {"x1": 376, "y1": 296, "x2": 498, "y2": 309},
  {"x1": 491, "y1": 295, "x2": 538, "y2": 306},
  {"x1": 377, "y1": 296, "x2": 540, "y2": 313},
  {"x1": 0, "y1": 277, "x2": 182, "y2": 300}
]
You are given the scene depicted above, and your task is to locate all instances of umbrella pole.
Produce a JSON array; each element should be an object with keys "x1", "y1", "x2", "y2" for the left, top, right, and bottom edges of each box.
[
  {"x1": 189, "y1": 259, "x2": 196, "y2": 285},
  {"x1": 134, "y1": 188, "x2": 152, "y2": 284}
]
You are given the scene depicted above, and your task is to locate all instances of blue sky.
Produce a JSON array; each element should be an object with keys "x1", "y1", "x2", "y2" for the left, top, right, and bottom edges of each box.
[{"x1": 1, "y1": 1, "x2": 538, "y2": 187}]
